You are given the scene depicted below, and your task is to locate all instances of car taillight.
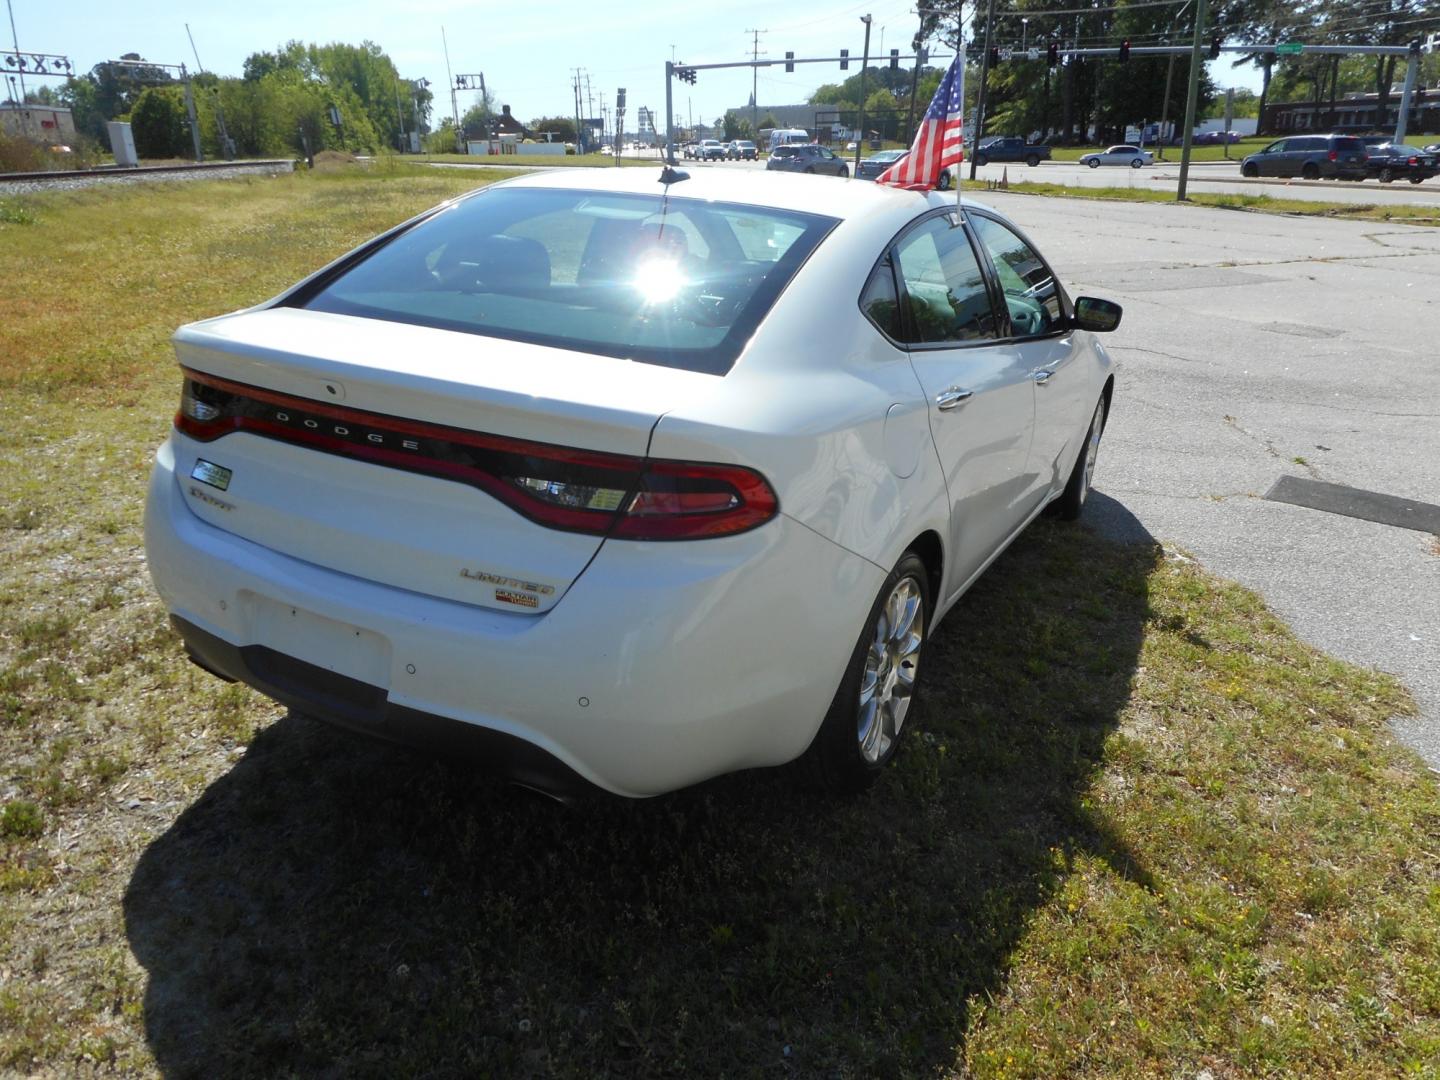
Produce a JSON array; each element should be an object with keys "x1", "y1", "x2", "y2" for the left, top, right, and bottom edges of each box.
[
  {"x1": 1328, "y1": 150, "x2": 1338, "y2": 161},
  {"x1": 1408, "y1": 156, "x2": 1418, "y2": 166},
  {"x1": 174, "y1": 369, "x2": 778, "y2": 541}
]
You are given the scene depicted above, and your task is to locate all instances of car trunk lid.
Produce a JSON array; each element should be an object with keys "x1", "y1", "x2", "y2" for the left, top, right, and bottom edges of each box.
[{"x1": 170, "y1": 307, "x2": 710, "y2": 613}]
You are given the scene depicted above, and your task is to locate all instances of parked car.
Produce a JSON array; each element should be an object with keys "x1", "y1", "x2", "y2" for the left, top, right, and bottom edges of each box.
[
  {"x1": 972, "y1": 136, "x2": 1051, "y2": 167},
  {"x1": 1079, "y1": 145, "x2": 1154, "y2": 168},
  {"x1": 765, "y1": 143, "x2": 850, "y2": 177},
  {"x1": 1426, "y1": 142, "x2": 1440, "y2": 156},
  {"x1": 144, "y1": 169, "x2": 1120, "y2": 800},
  {"x1": 1239, "y1": 134, "x2": 1368, "y2": 180},
  {"x1": 726, "y1": 140, "x2": 758, "y2": 161},
  {"x1": 854, "y1": 149, "x2": 908, "y2": 181},
  {"x1": 1193, "y1": 131, "x2": 1242, "y2": 145},
  {"x1": 698, "y1": 139, "x2": 727, "y2": 161},
  {"x1": 681, "y1": 141, "x2": 700, "y2": 160},
  {"x1": 854, "y1": 149, "x2": 957, "y2": 190},
  {"x1": 1363, "y1": 142, "x2": 1437, "y2": 184}
]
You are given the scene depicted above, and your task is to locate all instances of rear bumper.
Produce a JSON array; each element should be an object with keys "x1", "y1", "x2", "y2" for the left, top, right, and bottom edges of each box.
[
  {"x1": 144, "y1": 436, "x2": 884, "y2": 798},
  {"x1": 172, "y1": 615, "x2": 601, "y2": 800}
]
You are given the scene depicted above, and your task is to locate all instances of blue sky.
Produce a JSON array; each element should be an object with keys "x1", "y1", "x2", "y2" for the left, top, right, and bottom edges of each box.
[{"x1": 11, "y1": 0, "x2": 1260, "y2": 128}]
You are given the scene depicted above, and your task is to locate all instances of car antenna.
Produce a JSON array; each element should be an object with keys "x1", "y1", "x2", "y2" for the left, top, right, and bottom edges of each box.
[{"x1": 658, "y1": 164, "x2": 690, "y2": 185}]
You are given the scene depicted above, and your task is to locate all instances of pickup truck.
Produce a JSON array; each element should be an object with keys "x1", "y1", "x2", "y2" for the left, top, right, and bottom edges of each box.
[{"x1": 972, "y1": 137, "x2": 1051, "y2": 167}]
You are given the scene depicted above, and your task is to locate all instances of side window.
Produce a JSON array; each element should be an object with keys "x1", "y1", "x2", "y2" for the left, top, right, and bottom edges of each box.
[
  {"x1": 859, "y1": 256, "x2": 902, "y2": 340},
  {"x1": 970, "y1": 215, "x2": 1065, "y2": 338},
  {"x1": 892, "y1": 216, "x2": 999, "y2": 345},
  {"x1": 1262, "y1": 140, "x2": 1285, "y2": 154}
]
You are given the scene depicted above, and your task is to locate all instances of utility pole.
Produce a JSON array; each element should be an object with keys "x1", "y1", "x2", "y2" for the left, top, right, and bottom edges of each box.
[
  {"x1": 1394, "y1": 40, "x2": 1420, "y2": 144},
  {"x1": 186, "y1": 22, "x2": 234, "y2": 159},
  {"x1": 969, "y1": 0, "x2": 997, "y2": 180},
  {"x1": 1175, "y1": 0, "x2": 1209, "y2": 200},
  {"x1": 856, "y1": 14, "x2": 872, "y2": 168},
  {"x1": 745, "y1": 28, "x2": 768, "y2": 135},
  {"x1": 442, "y1": 27, "x2": 461, "y2": 152}
]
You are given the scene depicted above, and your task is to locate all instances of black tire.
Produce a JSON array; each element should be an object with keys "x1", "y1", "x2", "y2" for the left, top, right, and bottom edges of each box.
[
  {"x1": 1131, "y1": 157, "x2": 1144, "y2": 169},
  {"x1": 1301, "y1": 163, "x2": 1320, "y2": 180},
  {"x1": 1379, "y1": 167, "x2": 1395, "y2": 184},
  {"x1": 840, "y1": 165, "x2": 850, "y2": 178},
  {"x1": 1242, "y1": 162, "x2": 1259, "y2": 178},
  {"x1": 1410, "y1": 176, "x2": 1425, "y2": 184},
  {"x1": 936, "y1": 170, "x2": 951, "y2": 191},
  {"x1": 1087, "y1": 158, "x2": 1100, "y2": 169},
  {"x1": 804, "y1": 166, "x2": 815, "y2": 174},
  {"x1": 1055, "y1": 395, "x2": 1107, "y2": 521},
  {"x1": 802, "y1": 553, "x2": 930, "y2": 794},
  {"x1": 1025, "y1": 154, "x2": 1040, "y2": 167},
  {"x1": 974, "y1": 153, "x2": 988, "y2": 167}
]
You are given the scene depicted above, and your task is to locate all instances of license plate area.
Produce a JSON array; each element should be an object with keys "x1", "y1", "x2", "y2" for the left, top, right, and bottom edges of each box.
[{"x1": 237, "y1": 592, "x2": 392, "y2": 691}]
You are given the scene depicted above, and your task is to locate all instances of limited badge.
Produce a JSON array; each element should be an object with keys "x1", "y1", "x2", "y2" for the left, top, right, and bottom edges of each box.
[{"x1": 190, "y1": 459, "x2": 232, "y2": 491}]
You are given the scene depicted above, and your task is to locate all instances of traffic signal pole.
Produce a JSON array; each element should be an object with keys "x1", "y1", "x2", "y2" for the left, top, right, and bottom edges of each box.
[
  {"x1": 969, "y1": 0, "x2": 997, "y2": 182},
  {"x1": 1175, "y1": 0, "x2": 1208, "y2": 202}
]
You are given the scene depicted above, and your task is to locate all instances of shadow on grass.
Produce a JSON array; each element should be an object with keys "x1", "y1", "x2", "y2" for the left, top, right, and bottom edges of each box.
[{"x1": 125, "y1": 497, "x2": 1161, "y2": 1078}]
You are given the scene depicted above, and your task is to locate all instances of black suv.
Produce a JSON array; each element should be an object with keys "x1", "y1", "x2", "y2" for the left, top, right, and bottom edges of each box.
[
  {"x1": 1240, "y1": 134, "x2": 1368, "y2": 180},
  {"x1": 764, "y1": 144, "x2": 850, "y2": 177}
]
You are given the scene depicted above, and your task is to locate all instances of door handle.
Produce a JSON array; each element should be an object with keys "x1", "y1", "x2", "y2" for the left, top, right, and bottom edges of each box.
[
  {"x1": 935, "y1": 387, "x2": 974, "y2": 410},
  {"x1": 1032, "y1": 369, "x2": 1053, "y2": 385}
]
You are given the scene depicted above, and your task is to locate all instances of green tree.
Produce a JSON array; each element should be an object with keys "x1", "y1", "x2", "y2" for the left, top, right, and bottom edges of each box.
[
  {"x1": 129, "y1": 86, "x2": 191, "y2": 158},
  {"x1": 531, "y1": 116, "x2": 576, "y2": 142}
]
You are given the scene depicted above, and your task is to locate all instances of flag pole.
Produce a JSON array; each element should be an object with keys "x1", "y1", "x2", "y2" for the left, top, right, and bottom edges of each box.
[{"x1": 956, "y1": 35, "x2": 964, "y2": 216}]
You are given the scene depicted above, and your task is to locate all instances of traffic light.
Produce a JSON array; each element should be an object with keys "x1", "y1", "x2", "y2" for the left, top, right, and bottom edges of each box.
[
  {"x1": 1209, "y1": 35, "x2": 1221, "y2": 59},
  {"x1": 785, "y1": 51, "x2": 794, "y2": 72},
  {"x1": 840, "y1": 48, "x2": 849, "y2": 70},
  {"x1": 675, "y1": 64, "x2": 696, "y2": 85},
  {"x1": 1118, "y1": 39, "x2": 1130, "y2": 62},
  {"x1": 1047, "y1": 42, "x2": 1058, "y2": 67},
  {"x1": 989, "y1": 46, "x2": 1000, "y2": 66},
  {"x1": 889, "y1": 48, "x2": 899, "y2": 70}
]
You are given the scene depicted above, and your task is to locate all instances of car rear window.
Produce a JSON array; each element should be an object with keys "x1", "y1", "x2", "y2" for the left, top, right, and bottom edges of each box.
[
  {"x1": 772, "y1": 146, "x2": 799, "y2": 158},
  {"x1": 1333, "y1": 137, "x2": 1365, "y2": 152},
  {"x1": 294, "y1": 187, "x2": 837, "y2": 376}
]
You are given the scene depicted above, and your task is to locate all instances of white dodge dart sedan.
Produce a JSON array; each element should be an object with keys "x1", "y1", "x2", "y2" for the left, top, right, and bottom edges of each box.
[{"x1": 144, "y1": 167, "x2": 1121, "y2": 799}]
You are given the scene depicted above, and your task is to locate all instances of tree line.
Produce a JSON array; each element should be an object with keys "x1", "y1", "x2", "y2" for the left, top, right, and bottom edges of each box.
[{"x1": 29, "y1": 41, "x2": 433, "y2": 159}]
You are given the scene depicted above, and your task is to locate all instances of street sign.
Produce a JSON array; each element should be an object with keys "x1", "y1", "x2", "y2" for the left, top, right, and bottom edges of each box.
[
  {"x1": 1424, "y1": 33, "x2": 1439, "y2": 54},
  {"x1": 1275, "y1": 43, "x2": 1303, "y2": 56},
  {"x1": 1026, "y1": 47, "x2": 1040, "y2": 60},
  {"x1": 998, "y1": 47, "x2": 1014, "y2": 61}
]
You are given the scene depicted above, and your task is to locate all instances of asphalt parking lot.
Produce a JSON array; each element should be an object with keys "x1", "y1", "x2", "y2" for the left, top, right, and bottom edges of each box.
[{"x1": 971, "y1": 192, "x2": 1440, "y2": 763}]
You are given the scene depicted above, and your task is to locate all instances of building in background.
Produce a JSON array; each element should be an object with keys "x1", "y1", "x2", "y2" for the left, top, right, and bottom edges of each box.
[{"x1": 1, "y1": 103, "x2": 76, "y2": 145}]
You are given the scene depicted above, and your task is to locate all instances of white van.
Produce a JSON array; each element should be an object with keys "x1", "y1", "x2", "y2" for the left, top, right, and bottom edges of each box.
[{"x1": 768, "y1": 129, "x2": 810, "y2": 153}]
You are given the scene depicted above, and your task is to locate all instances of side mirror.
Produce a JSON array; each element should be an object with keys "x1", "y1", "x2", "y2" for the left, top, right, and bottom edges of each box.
[{"x1": 1073, "y1": 296, "x2": 1122, "y2": 333}]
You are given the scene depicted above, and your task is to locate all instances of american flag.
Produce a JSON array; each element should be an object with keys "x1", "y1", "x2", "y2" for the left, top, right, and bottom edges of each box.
[{"x1": 875, "y1": 55, "x2": 965, "y2": 191}]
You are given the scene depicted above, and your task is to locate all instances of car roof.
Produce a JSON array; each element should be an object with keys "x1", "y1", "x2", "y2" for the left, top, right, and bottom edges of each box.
[{"x1": 482, "y1": 165, "x2": 995, "y2": 225}]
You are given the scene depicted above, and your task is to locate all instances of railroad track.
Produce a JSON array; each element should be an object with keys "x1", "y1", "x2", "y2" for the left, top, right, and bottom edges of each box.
[{"x1": 0, "y1": 158, "x2": 295, "y2": 189}]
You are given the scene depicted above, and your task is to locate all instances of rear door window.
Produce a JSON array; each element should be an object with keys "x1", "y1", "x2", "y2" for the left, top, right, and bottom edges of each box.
[{"x1": 892, "y1": 216, "x2": 1000, "y2": 345}]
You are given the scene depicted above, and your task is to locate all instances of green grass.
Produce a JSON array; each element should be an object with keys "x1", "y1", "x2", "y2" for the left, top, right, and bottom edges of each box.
[
  {"x1": 997, "y1": 180, "x2": 1440, "y2": 226},
  {"x1": 2, "y1": 167, "x2": 1439, "y2": 1076}
]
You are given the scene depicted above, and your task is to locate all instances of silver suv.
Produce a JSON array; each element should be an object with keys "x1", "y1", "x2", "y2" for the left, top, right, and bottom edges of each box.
[{"x1": 764, "y1": 144, "x2": 850, "y2": 177}]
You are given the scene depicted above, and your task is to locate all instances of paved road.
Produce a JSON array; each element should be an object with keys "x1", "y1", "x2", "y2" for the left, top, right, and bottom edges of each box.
[
  {"x1": 974, "y1": 191, "x2": 1440, "y2": 764},
  {"x1": 646, "y1": 152, "x2": 1440, "y2": 207}
]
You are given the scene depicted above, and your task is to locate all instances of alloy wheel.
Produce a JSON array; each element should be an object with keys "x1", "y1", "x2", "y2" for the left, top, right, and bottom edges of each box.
[{"x1": 856, "y1": 576, "x2": 925, "y2": 764}]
